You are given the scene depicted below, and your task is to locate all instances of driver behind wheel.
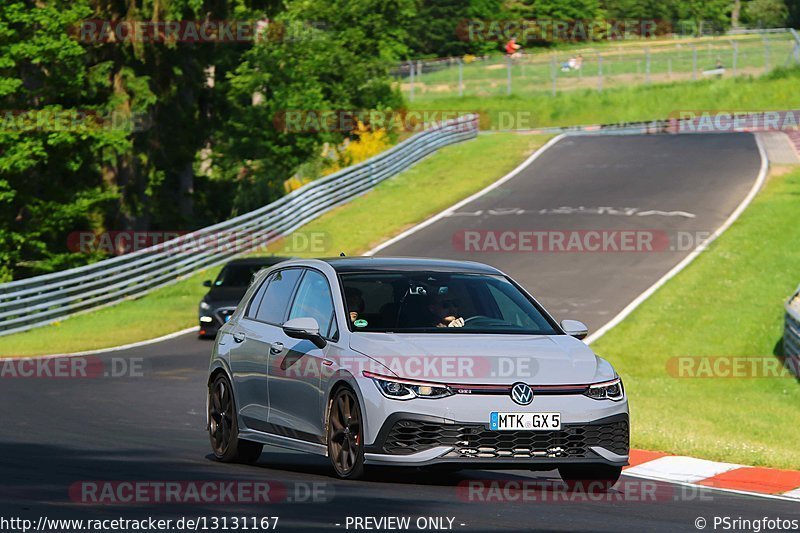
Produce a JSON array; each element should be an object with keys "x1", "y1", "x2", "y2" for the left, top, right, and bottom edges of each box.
[{"x1": 430, "y1": 291, "x2": 465, "y2": 328}]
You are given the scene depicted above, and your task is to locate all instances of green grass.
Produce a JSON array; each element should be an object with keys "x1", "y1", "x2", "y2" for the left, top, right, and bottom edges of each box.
[
  {"x1": 0, "y1": 133, "x2": 550, "y2": 357},
  {"x1": 592, "y1": 167, "x2": 800, "y2": 470},
  {"x1": 408, "y1": 66, "x2": 800, "y2": 129},
  {"x1": 404, "y1": 34, "x2": 796, "y2": 99}
]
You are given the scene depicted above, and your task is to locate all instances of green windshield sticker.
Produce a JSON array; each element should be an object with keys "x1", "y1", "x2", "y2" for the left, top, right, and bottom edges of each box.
[{"x1": 353, "y1": 319, "x2": 368, "y2": 328}]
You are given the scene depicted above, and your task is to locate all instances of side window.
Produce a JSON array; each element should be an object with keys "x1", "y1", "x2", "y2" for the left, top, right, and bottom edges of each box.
[
  {"x1": 288, "y1": 270, "x2": 336, "y2": 338},
  {"x1": 255, "y1": 268, "x2": 303, "y2": 324},
  {"x1": 246, "y1": 276, "x2": 271, "y2": 318},
  {"x1": 327, "y1": 311, "x2": 339, "y2": 339},
  {"x1": 487, "y1": 284, "x2": 541, "y2": 329}
]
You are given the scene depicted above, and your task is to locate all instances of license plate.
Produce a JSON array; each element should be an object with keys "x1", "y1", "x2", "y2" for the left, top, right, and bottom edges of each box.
[{"x1": 490, "y1": 412, "x2": 561, "y2": 431}]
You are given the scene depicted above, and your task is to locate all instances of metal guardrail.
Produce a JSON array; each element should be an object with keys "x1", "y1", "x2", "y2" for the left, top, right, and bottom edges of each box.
[
  {"x1": 0, "y1": 114, "x2": 478, "y2": 337},
  {"x1": 785, "y1": 285, "x2": 800, "y2": 376},
  {"x1": 483, "y1": 109, "x2": 800, "y2": 136}
]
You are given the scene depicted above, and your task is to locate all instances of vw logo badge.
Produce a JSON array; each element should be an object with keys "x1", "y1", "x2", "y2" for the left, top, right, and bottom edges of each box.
[{"x1": 510, "y1": 382, "x2": 533, "y2": 405}]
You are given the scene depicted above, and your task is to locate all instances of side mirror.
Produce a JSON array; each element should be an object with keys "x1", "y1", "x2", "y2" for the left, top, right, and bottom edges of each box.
[
  {"x1": 203, "y1": 280, "x2": 212, "y2": 287},
  {"x1": 561, "y1": 319, "x2": 588, "y2": 340},
  {"x1": 283, "y1": 317, "x2": 327, "y2": 349}
]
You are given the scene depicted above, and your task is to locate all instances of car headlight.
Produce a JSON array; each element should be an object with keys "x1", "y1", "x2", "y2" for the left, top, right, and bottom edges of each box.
[
  {"x1": 200, "y1": 301, "x2": 211, "y2": 311},
  {"x1": 363, "y1": 371, "x2": 454, "y2": 400},
  {"x1": 584, "y1": 377, "x2": 624, "y2": 401}
]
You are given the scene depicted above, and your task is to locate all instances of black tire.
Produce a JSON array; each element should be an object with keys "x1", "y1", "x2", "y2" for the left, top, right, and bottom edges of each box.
[
  {"x1": 558, "y1": 464, "x2": 622, "y2": 491},
  {"x1": 327, "y1": 387, "x2": 365, "y2": 479},
  {"x1": 208, "y1": 374, "x2": 263, "y2": 464}
]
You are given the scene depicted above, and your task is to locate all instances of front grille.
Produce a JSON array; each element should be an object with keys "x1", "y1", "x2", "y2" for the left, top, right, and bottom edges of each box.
[{"x1": 381, "y1": 418, "x2": 628, "y2": 459}]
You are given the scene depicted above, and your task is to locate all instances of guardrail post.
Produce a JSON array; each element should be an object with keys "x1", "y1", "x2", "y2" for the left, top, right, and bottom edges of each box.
[
  {"x1": 458, "y1": 58, "x2": 463, "y2": 97},
  {"x1": 785, "y1": 286, "x2": 800, "y2": 378},
  {"x1": 731, "y1": 40, "x2": 738, "y2": 76},
  {"x1": 409, "y1": 61, "x2": 415, "y2": 101},
  {"x1": 692, "y1": 45, "x2": 697, "y2": 80},
  {"x1": 506, "y1": 55, "x2": 512, "y2": 96},
  {"x1": 597, "y1": 54, "x2": 603, "y2": 93}
]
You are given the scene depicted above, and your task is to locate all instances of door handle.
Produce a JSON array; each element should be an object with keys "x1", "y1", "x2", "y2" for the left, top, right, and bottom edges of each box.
[
  {"x1": 232, "y1": 332, "x2": 245, "y2": 343},
  {"x1": 270, "y1": 342, "x2": 284, "y2": 355}
]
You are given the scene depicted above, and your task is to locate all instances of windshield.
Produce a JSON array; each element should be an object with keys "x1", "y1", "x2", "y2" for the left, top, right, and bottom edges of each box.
[
  {"x1": 340, "y1": 271, "x2": 559, "y2": 334},
  {"x1": 213, "y1": 264, "x2": 265, "y2": 287}
]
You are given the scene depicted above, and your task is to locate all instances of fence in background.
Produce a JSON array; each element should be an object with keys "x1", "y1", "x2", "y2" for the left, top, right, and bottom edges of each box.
[
  {"x1": 397, "y1": 31, "x2": 800, "y2": 100},
  {"x1": 0, "y1": 115, "x2": 479, "y2": 337},
  {"x1": 786, "y1": 286, "x2": 800, "y2": 376}
]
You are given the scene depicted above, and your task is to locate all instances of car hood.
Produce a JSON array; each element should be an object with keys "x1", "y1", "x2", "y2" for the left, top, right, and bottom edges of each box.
[
  {"x1": 348, "y1": 333, "x2": 608, "y2": 385},
  {"x1": 204, "y1": 286, "x2": 248, "y2": 306}
]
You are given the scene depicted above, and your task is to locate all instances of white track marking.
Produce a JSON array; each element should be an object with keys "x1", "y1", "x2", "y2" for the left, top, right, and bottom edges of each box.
[
  {"x1": 625, "y1": 456, "x2": 741, "y2": 483},
  {"x1": 622, "y1": 470, "x2": 800, "y2": 503},
  {"x1": 585, "y1": 133, "x2": 768, "y2": 344},
  {"x1": 782, "y1": 487, "x2": 800, "y2": 499},
  {"x1": 3, "y1": 326, "x2": 199, "y2": 360},
  {"x1": 365, "y1": 134, "x2": 567, "y2": 256}
]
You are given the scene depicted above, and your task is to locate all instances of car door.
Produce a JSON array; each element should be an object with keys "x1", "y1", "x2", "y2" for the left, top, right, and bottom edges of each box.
[
  {"x1": 267, "y1": 268, "x2": 338, "y2": 442},
  {"x1": 231, "y1": 267, "x2": 303, "y2": 433}
]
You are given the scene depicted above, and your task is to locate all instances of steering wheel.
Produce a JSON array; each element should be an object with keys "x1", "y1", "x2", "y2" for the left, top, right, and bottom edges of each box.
[{"x1": 462, "y1": 315, "x2": 495, "y2": 326}]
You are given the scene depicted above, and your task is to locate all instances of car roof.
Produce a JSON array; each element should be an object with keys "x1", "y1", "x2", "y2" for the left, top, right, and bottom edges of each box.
[
  {"x1": 318, "y1": 256, "x2": 502, "y2": 275},
  {"x1": 224, "y1": 256, "x2": 290, "y2": 267}
]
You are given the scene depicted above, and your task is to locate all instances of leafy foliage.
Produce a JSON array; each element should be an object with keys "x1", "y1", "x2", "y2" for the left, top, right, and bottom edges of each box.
[{"x1": 0, "y1": 0, "x2": 795, "y2": 280}]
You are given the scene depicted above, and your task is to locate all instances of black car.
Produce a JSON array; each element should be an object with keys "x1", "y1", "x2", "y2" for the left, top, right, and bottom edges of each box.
[{"x1": 199, "y1": 257, "x2": 288, "y2": 338}]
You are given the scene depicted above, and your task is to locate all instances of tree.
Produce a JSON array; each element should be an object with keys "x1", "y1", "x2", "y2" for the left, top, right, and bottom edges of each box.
[
  {"x1": 210, "y1": 0, "x2": 409, "y2": 214},
  {"x1": 0, "y1": 0, "x2": 130, "y2": 279},
  {"x1": 788, "y1": 0, "x2": 800, "y2": 28},
  {"x1": 405, "y1": 0, "x2": 503, "y2": 58},
  {"x1": 744, "y1": 0, "x2": 789, "y2": 27}
]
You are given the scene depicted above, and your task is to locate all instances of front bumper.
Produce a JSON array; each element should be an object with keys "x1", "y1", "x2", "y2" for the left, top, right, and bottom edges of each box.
[
  {"x1": 363, "y1": 412, "x2": 628, "y2": 468},
  {"x1": 199, "y1": 306, "x2": 237, "y2": 336},
  {"x1": 356, "y1": 376, "x2": 629, "y2": 468}
]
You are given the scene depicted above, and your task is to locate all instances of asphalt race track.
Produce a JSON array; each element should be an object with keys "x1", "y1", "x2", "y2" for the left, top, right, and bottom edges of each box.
[
  {"x1": 376, "y1": 133, "x2": 764, "y2": 332},
  {"x1": 2, "y1": 133, "x2": 798, "y2": 532}
]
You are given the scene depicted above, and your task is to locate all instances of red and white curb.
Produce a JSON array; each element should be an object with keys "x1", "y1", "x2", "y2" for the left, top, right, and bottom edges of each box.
[{"x1": 626, "y1": 450, "x2": 800, "y2": 501}]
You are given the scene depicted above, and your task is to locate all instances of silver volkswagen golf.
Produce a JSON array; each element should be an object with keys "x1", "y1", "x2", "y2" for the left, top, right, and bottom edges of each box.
[{"x1": 207, "y1": 257, "x2": 629, "y2": 482}]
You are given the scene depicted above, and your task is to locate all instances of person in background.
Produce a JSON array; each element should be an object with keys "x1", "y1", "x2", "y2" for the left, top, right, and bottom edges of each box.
[
  {"x1": 429, "y1": 293, "x2": 465, "y2": 328},
  {"x1": 345, "y1": 287, "x2": 365, "y2": 323},
  {"x1": 505, "y1": 37, "x2": 522, "y2": 59}
]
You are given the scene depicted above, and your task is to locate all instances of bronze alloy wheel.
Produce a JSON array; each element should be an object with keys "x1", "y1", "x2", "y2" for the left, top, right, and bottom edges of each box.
[
  {"x1": 208, "y1": 374, "x2": 263, "y2": 464},
  {"x1": 327, "y1": 387, "x2": 365, "y2": 479}
]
